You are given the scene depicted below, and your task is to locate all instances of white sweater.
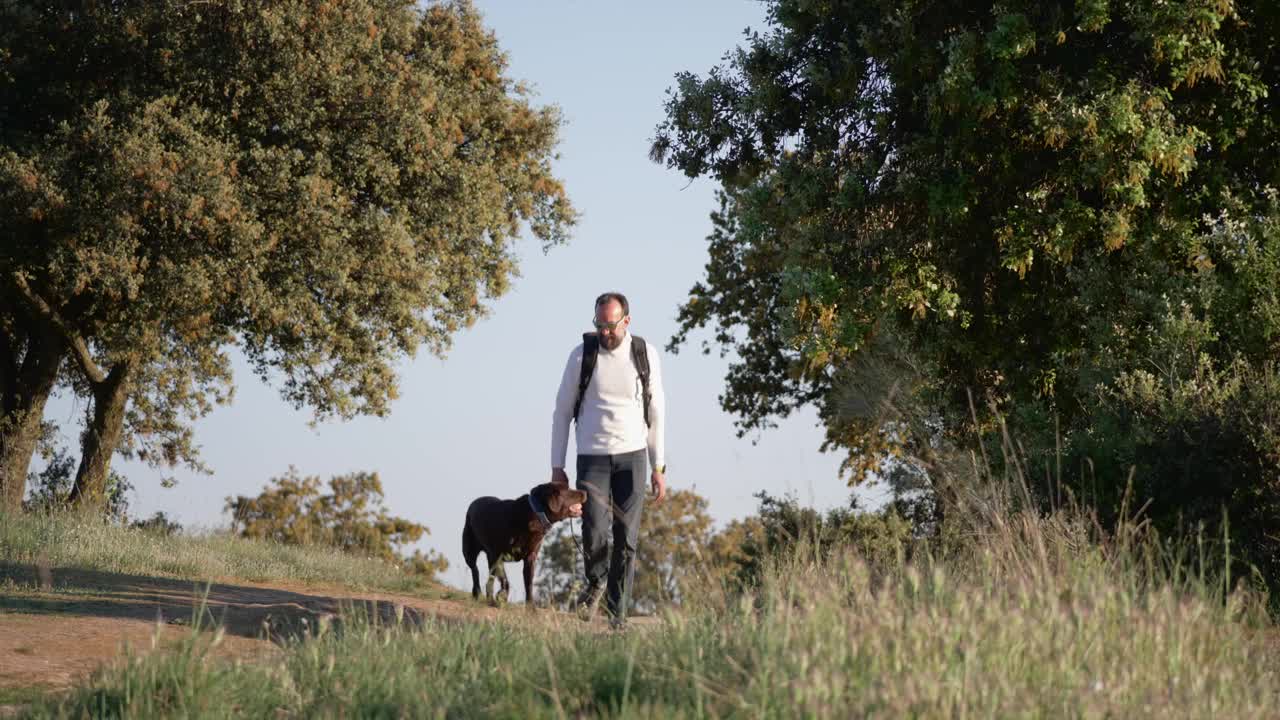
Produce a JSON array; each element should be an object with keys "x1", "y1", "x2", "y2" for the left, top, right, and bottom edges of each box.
[{"x1": 551, "y1": 332, "x2": 666, "y2": 470}]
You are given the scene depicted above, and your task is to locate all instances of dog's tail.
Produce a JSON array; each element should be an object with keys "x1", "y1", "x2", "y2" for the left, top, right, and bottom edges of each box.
[
  {"x1": 462, "y1": 521, "x2": 482, "y2": 598},
  {"x1": 462, "y1": 521, "x2": 480, "y2": 566}
]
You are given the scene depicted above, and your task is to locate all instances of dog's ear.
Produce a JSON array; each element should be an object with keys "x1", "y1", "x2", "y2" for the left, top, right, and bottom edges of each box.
[{"x1": 545, "y1": 485, "x2": 564, "y2": 514}]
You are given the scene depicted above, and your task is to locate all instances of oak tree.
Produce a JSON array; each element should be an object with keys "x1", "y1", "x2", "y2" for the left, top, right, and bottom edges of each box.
[
  {"x1": 0, "y1": 0, "x2": 574, "y2": 509},
  {"x1": 654, "y1": 0, "x2": 1277, "y2": 459},
  {"x1": 653, "y1": 0, "x2": 1280, "y2": 585}
]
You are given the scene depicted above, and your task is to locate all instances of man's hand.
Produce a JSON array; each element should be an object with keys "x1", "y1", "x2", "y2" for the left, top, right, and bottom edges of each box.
[
  {"x1": 650, "y1": 469, "x2": 666, "y2": 503},
  {"x1": 551, "y1": 468, "x2": 569, "y2": 486}
]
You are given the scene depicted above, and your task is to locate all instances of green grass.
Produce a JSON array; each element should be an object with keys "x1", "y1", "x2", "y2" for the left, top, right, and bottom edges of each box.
[
  {"x1": 19, "y1": 505, "x2": 1280, "y2": 718},
  {"x1": 0, "y1": 685, "x2": 60, "y2": 708},
  {"x1": 0, "y1": 510, "x2": 441, "y2": 595}
]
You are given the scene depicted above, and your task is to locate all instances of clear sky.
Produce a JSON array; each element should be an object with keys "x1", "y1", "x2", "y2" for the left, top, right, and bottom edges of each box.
[{"x1": 43, "y1": 0, "x2": 887, "y2": 593}]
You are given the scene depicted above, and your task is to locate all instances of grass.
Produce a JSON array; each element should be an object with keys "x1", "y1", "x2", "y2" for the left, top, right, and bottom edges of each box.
[
  {"x1": 16, "y1": 500, "x2": 1280, "y2": 718},
  {"x1": 0, "y1": 510, "x2": 441, "y2": 595},
  {"x1": 6, "y1": 440, "x2": 1279, "y2": 718},
  {"x1": 0, "y1": 685, "x2": 59, "y2": 708}
]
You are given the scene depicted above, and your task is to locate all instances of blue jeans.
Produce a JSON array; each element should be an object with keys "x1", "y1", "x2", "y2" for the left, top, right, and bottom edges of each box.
[{"x1": 576, "y1": 449, "x2": 647, "y2": 619}]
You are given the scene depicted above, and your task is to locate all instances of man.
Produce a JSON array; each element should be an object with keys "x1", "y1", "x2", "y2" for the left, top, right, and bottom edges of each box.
[{"x1": 551, "y1": 292, "x2": 666, "y2": 627}]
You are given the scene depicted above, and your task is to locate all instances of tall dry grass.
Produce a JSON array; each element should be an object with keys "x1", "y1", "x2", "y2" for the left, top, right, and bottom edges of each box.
[
  {"x1": 22, "y1": 472, "x2": 1280, "y2": 718},
  {"x1": 12, "y1": 413, "x2": 1280, "y2": 717},
  {"x1": 0, "y1": 510, "x2": 437, "y2": 594}
]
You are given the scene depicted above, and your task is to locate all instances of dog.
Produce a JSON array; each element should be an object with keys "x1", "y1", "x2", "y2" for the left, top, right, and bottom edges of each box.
[{"x1": 462, "y1": 482, "x2": 586, "y2": 607}]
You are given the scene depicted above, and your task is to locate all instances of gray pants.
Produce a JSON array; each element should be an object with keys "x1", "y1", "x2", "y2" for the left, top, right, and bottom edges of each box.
[{"x1": 576, "y1": 449, "x2": 647, "y2": 618}]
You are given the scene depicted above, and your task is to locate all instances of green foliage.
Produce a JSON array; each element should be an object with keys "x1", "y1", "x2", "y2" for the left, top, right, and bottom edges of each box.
[
  {"x1": 536, "y1": 488, "x2": 914, "y2": 611},
  {"x1": 226, "y1": 467, "x2": 447, "y2": 580},
  {"x1": 536, "y1": 488, "x2": 715, "y2": 612},
  {"x1": 654, "y1": 0, "x2": 1278, "y2": 443},
  {"x1": 725, "y1": 491, "x2": 912, "y2": 590},
  {"x1": 532, "y1": 519, "x2": 581, "y2": 606},
  {"x1": 1004, "y1": 198, "x2": 1280, "y2": 593},
  {"x1": 130, "y1": 510, "x2": 183, "y2": 537},
  {"x1": 0, "y1": 0, "x2": 575, "y2": 507},
  {"x1": 401, "y1": 547, "x2": 450, "y2": 580},
  {"x1": 653, "y1": 0, "x2": 1280, "y2": 587},
  {"x1": 702, "y1": 514, "x2": 765, "y2": 584},
  {"x1": 24, "y1": 441, "x2": 133, "y2": 524},
  {"x1": 1068, "y1": 352, "x2": 1280, "y2": 590},
  {"x1": 632, "y1": 488, "x2": 716, "y2": 610}
]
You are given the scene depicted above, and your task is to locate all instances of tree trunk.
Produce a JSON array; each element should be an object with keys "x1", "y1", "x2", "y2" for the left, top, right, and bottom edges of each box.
[
  {"x1": 68, "y1": 361, "x2": 133, "y2": 510},
  {"x1": 0, "y1": 325, "x2": 64, "y2": 511}
]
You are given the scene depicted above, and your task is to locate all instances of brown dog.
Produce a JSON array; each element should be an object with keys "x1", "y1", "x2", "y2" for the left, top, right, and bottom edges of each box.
[{"x1": 462, "y1": 482, "x2": 586, "y2": 607}]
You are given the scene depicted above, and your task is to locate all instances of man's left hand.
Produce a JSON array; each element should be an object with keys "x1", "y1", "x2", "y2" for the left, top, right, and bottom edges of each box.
[{"x1": 650, "y1": 470, "x2": 666, "y2": 503}]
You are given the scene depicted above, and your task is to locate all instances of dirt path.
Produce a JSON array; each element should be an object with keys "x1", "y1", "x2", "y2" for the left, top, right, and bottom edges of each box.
[{"x1": 0, "y1": 561, "x2": 627, "y2": 699}]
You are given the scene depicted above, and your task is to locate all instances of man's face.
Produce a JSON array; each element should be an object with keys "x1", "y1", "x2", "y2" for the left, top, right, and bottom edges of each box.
[{"x1": 594, "y1": 299, "x2": 629, "y2": 350}]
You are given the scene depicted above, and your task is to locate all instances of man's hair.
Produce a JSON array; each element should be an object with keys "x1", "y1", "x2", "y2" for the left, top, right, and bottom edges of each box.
[{"x1": 595, "y1": 292, "x2": 630, "y2": 317}]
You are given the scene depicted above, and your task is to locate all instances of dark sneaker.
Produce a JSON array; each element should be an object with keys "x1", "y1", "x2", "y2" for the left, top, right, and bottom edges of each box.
[
  {"x1": 572, "y1": 584, "x2": 605, "y2": 621},
  {"x1": 607, "y1": 613, "x2": 627, "y2": 632}
]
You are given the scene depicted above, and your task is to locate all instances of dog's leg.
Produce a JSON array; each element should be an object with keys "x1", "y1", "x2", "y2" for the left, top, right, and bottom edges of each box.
[
  {"x1": 495, "y1": 561, "x2": 510, "y2": 606},
  {"x1": 523, "y1": 550, "x2": 538, "y2": 609},
  {"x1": 484, "y1": 551, "x2": 500, "y2": 604}
]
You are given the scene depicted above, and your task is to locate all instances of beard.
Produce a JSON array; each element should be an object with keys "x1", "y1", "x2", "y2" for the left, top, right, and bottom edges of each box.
[{"x1": 600, "y1": 332, "x2": 624, "y2": 350}]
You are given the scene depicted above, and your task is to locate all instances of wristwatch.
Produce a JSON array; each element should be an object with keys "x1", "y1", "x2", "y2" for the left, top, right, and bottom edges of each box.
[{"x1": 656, "y1": 464, "x2": 666, "y2": 474}]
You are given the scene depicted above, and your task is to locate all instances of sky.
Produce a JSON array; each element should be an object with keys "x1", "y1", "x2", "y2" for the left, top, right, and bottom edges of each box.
[{"x1": 43, "y1": 0, "x2": 888, "y2": 593}]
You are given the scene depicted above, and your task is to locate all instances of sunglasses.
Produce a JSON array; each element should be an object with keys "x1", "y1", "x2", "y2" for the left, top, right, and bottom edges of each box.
[{"x1": 592, "y1": 317, "x2": 627, "y2": 331}]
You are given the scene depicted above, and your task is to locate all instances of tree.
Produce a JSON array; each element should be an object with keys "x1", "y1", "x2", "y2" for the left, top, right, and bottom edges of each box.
[
  {"x1": 652, "y1": 1, "x2": 1280, "y2": 565},
  {"x1": 722, "y1": 492, "x2": 911, "y2": 590},
  {"x1": 226, "y1": 467, "x2": 447, "y2": 579},
  {"x1": 654, "y1": 0, "x2": 1277, "y2": 452},
  {"x1": 703, "y1": 515, "x2": 765, "y2": 588},
  {"x1": 130, "y1": 511, "x2": 183, "y2": 537},
  {"x1": 24, "y1": 438, "x2": 133, "y2": 524},
  {"x1": 535, "y1": 488, "x2": 716, "y2": 612},
  {"x1": 0, "y1": 0, "x2": 575, "y2": 510},
  {"x1": 634, "y1": 488, "x2": 716, "y2": 610}
]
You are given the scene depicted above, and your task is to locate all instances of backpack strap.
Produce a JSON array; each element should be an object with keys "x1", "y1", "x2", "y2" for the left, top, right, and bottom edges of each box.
[
  {"x1": 630, "y1": 335, "x2": 652, "y2": 427},
  {"x1": 573, "y1": 333, "x2": 599, "y2": 423}
]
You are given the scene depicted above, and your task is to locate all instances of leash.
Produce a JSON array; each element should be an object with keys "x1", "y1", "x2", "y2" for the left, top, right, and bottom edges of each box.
[
  {"x1": 533, "y1": 492, "x2": 588, "y2": 603},
  {"x1": 566, "y1": 515, "x2": 589, "y2": 607},
  {"x1": 532, "y1": 494, "x2": 585, "y2": 571},
  {"x1": 568, "y1": 516, "x2": 584, "y2": 564}
]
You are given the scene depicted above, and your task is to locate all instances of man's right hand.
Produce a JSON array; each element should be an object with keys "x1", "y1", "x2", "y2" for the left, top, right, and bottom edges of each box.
[{"x1": 551, "y1": 468, "x2": 570, "y2": 486}]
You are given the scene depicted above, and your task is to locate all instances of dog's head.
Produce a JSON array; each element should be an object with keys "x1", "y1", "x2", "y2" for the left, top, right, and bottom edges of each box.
[{"x1": 532, "y1": 482, "x2": 586, "y2": 522}]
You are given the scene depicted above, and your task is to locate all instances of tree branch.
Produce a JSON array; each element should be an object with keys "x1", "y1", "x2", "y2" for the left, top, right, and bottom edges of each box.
[{"x1": 11, "y1": 273, "x2": 108, "y2": 385}]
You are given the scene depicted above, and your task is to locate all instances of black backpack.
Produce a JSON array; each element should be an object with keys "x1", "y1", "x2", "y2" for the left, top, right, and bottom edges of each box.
[{"x1": 572, "y1": 333, "x2": 652, "y2": 426}]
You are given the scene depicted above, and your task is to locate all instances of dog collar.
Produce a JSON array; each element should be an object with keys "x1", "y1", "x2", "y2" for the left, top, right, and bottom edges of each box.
[{"x1": 528, "y1": 494, "x2": 552, "y2": 531}]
